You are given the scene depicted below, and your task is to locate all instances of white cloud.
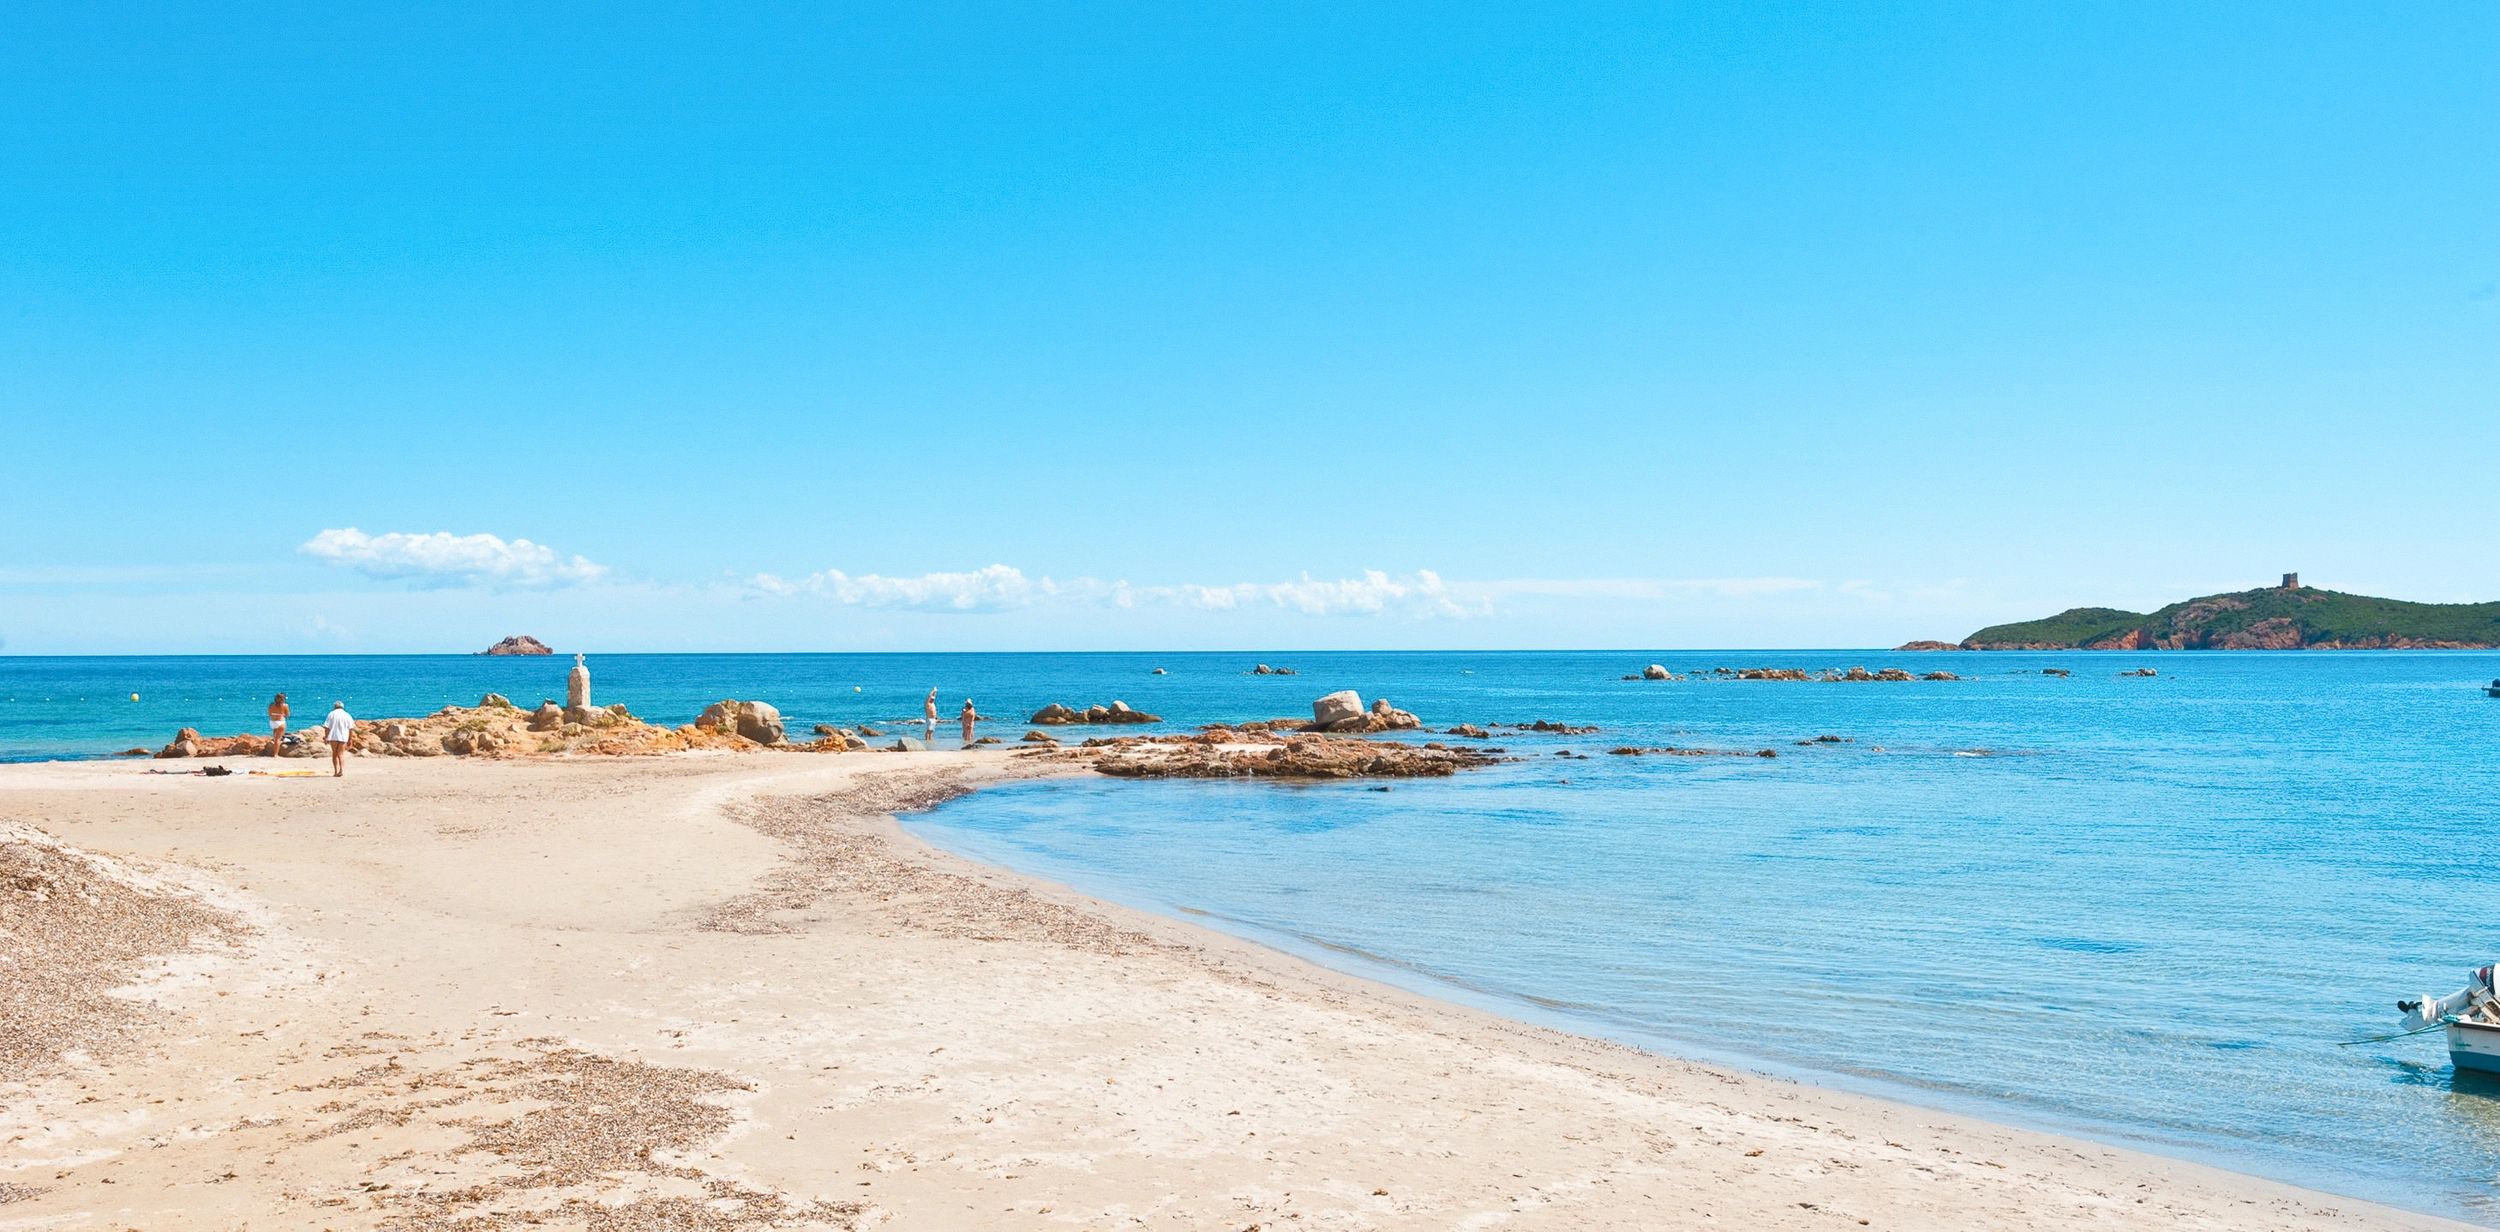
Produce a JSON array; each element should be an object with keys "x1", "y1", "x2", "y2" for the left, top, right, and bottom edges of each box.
[
  {"x1": 300, "y1": 528, "x2": 609, "y2": 588},
  {"x1": 748, "y1": 564, "x2": 1053, "y2": 612},
  {"x1": 748, "y1": 565, "x2": 1477, "y2": 618},
  {"x1": 1143, "y1": 569, "x2": 1477, "y2": 618}
]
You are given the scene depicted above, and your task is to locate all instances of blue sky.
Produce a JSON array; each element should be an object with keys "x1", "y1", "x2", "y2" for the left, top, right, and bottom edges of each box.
[{"x1": 3, "y1": 2, "x2": 2494, "y2": 652}]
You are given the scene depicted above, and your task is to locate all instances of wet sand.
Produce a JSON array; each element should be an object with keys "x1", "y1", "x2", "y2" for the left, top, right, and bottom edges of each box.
[{"x1": 0, "y1": 754, "x2": 2468, "y2": 1229}]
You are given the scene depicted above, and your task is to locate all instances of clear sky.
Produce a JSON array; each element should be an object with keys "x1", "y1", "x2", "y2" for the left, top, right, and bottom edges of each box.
[{"x1": 4, "y1": 2, "x2": 2494, "y2": 653}]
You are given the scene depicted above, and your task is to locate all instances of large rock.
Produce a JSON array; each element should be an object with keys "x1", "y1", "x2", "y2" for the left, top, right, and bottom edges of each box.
[
  {"x1": 480, "y1": 692, "x2": 515, "y2": 709},
  {"x1": 1311, "y1": 690, "x2": 1366, "y2": 730},
  {"x1": 1642, "y1": 664, "x2": 1671, "y2": 680},
  {"x1": 527, "y1": 703, "x2": 563, "y2": 732},
  {"x1": 696, "y1": 699, "x2": 786, "y2": 745},
  {"x1": 479, "y1": 635, "x2": 554, "y2": 656}
]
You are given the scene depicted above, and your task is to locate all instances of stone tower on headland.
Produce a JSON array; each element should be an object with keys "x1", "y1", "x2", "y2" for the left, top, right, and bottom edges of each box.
[{"x1": 2281, "y1": 572, "x2": 2301, "y2": 590}]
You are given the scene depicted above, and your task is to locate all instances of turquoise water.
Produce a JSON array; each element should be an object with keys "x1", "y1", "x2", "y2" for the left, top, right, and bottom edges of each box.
[{"x1": 8, "y1": 651, "x2": 2499, "y2": 1218}]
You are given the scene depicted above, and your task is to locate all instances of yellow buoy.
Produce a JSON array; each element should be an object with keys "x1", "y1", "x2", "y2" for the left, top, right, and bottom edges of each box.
[{"x1": 130, "y1": 693, "x2": 140, "y2": 702}]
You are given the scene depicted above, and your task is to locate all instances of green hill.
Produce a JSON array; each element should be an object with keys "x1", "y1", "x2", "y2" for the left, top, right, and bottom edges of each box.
[{"x1": 1942, "y1": 584, "x2": 2500, "y2": 650}]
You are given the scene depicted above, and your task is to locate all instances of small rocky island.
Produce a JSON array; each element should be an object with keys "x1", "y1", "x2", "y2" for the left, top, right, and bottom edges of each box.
[
  {"x1": 479, "y1": 635, "x2": 555, "y2": 656},
  {"x1": 1910, "y1": 575, "x2": 2500, "y2": 650}
]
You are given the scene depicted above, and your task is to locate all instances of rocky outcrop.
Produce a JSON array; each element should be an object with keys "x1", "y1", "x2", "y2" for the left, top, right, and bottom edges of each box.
[
  {"x1": 479, "y1": 636, "x2": 554, "y2": 656},
  {"x1": 1446, "y1": 724, "x2": 1490, "y2": 739},
  {"x1": 1050, "y1": 729, "x2": 1502, "y2": 780},
  {"x1": 1250, "y1": 664, "x2": 1297, "y2": 676},
  {"x1": 1894, "y1": 640, "x2": 1959, "y2": 651},
  {"x1": 1506, "y1": 720, "x2": 1600, "y2": 735},
  {"x1": 1028, "y1": 701, "x2": 1161, "y2": 726},
  {"x1": 1308, "y1": 693, "x2": 1421, "y2": 734},
  {"x1": 696, "y1": 700, "x2": 786, "y2": 745},
  {"x1": 155, "y1": 698, "x2": 856, "y2": 761},
  {"x1": 2120, "y1": 667, "x2": 2158, "y2": 677},
  {"x1": 479, "y1": 693, "x2": 516, "y2": 709},
  {"x1": 156, "y1": 725, "x2": 352, "y2": 759},
  {"x1": 1921, "y1": 672, "x2": 1960, "y2": 681},
  {"x1": 1642, "y1": 664, "x2": 1672, "y2": 680}
]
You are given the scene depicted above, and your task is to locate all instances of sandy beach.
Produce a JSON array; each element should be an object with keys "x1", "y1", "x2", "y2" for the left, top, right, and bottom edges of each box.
[{"x1": 0, "y1": 753, "x2": 2468, "y2": 1230}]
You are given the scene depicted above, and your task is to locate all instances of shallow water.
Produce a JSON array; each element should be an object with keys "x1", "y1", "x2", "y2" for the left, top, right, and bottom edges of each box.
[{"x1": 8, "y1": 650, "x2": 2498, "y2": 1218}]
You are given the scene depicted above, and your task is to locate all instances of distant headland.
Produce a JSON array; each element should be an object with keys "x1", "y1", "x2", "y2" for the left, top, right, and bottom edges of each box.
[
  {"x1": 478, "y1": 635, "x2": 555, "y2": 656},
  {"x1": 1906, "y1": 574, "x2": 2500, "y2": 650}
]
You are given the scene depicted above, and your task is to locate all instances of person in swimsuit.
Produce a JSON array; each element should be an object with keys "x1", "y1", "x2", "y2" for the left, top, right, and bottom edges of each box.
[
  {"x1": 924, "y1": 689, "x2": 940, "y2": 742},
  {"x1": 959, "y1": 698, "x2": 980, "y2": 746},
  {"x1": 267, "y1": 693, "x2": 290, "y2": 756}
]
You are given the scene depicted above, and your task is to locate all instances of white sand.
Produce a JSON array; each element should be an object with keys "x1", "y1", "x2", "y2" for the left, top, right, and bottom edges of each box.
[{"x1": 0, "y1": 754, "x2": 2468, "y2": 1229}]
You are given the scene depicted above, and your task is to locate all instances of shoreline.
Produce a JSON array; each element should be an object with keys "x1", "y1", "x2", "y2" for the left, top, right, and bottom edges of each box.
[
  {"x1": 878, "y1": 769, "x2": 2482, "y2": 1227},
  {"x1": 0, "y1": 752, "x2": 2473, "y2": 1229}
]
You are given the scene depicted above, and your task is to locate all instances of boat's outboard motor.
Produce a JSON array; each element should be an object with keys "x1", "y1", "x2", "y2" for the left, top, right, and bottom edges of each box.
[{"x1": 2403, "y1": 965, "x2": 2499, "y2": 1031}]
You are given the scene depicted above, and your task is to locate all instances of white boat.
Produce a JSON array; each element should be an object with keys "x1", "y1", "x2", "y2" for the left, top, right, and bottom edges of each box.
[{"x1": 2399, "y1": 965, "x2": 2500, "y2": 1073}]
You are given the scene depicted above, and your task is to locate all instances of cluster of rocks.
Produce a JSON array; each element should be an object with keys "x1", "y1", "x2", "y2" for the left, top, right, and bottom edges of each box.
[
  {"x1": 1037, "y1": 728, "x2": 1502, "y2": 780},
  {"x1": 1250, "y1": 664, "x2": 1298, "y2": 676},
  {"x1": 2120, "y1": 667, "x2": 2159, "y2": 677},
  {"x1": 1621, "y1": 664, "x2": 1681, "y2": 681},
  {"x1": 1028, "y1": 701, "x2": 1161, "y2": 726},
  {"x1": 151, "y1": 688, "x2": 855, "y2": 762},
  {"x1": 2042, "y1": 668, "x2": 2072, "y2": 678},
  {"x1": 696, "y1": 699, "x2": 786, "y2": 744},
  {"x1": 1309, "y1": 691, "x2": 1421, "y2": 734}
]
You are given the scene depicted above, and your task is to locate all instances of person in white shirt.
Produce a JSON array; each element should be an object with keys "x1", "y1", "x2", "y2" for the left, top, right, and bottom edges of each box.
[{"x1": 322, "y1": 701, "x2": 355, "y2": 777}]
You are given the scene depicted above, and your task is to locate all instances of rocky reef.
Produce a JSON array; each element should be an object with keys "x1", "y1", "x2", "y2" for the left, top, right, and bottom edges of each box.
[
  {"x1": 1029, "y1": 728, "x2": 1502, "y2": 780},
  {"x1": 1308, "y1": 691, "x2": 1422, "y2": 734},
  {"x1": 1028, "y1": 701, "x2": 1161, "y2": 726},
  {"x1": 478, "y1": 635, "x2": 554, "y2": 656}
]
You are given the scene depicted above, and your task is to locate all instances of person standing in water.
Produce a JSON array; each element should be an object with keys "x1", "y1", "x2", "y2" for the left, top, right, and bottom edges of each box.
[
  {"x1": 266, "y1": 692, "x2": 290, "y2": 756},
  {"x1": 959, "y1": 698, "x2": 980, "y2": 746},
  {"x1": 923, "y1": 689, "x2": 940, "y2": 742},
  {"x1": 322, "y1": 700, "x2": 355, "y2": 777}
]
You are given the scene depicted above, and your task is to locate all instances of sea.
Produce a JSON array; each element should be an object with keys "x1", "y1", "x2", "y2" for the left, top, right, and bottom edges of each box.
[{"x1": 5, "y1": 649, "x2": 2497, "y2": 1219}]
